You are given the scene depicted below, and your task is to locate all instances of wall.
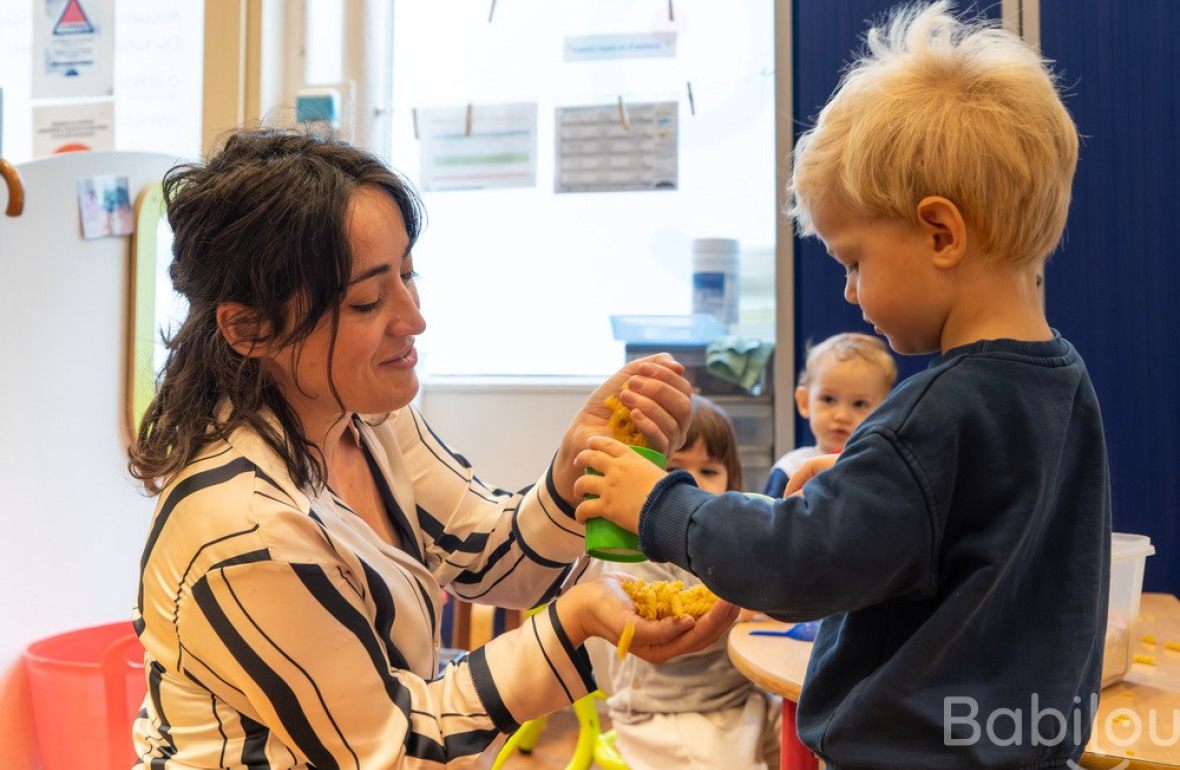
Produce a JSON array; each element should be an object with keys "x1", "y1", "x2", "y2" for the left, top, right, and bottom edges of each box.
[
  {"x1": 416, "y1": 379, "x2": 596, "y2": 492},
  {"x1": 1039, "y1": 0, "x2": 1179, "y2": 593},
  {"x1": 0, "y1": 151, "x2": 174, "y2": 769}
]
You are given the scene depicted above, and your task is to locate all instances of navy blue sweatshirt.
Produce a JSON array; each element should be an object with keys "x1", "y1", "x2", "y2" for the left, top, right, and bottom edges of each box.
[{"x1": 640, "y1": 335, "x2": 1111, "y2": 769}]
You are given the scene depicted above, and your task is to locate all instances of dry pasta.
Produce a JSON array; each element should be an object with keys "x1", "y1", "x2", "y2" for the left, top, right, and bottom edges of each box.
[
  {"x1": 605, "y1": 394, "x2": 647, "y2": 448},
  {"x1": 614, "y1": 579, "x2": 719, "y2": 658},
  {"x1": 622, "y1": 578, "x2": 718, "y2": 621},
  {"x1": 616, "y1": 619, "x2": 636, "y2": 660}
]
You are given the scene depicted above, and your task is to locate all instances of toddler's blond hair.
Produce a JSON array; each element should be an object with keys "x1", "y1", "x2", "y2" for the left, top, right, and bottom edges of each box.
[
  {"x1": 790, "y1": 1, "x2": 1078, "y2": 268},
  {"x1": 799, "y1": 332, "x2": 897, "y2": 392}
]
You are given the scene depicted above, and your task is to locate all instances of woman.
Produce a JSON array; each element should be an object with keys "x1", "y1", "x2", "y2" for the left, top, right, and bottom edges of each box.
[{"x1": 128, "y1": 129, "x2": 735, "y2": 769}]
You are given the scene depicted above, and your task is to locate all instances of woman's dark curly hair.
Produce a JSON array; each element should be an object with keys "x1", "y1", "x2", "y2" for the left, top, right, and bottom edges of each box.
[{"x1": 128, "y1": 129, "x2": 424, "y2": 495}]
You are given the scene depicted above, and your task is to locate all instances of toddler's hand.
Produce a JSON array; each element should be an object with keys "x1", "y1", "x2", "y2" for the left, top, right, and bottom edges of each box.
[
  {"x1": 784, "y1": 453, "x2": 840, "y2": 496},
  {"x1": 573, "y1": 436, "x2": 667, "y2": 534},
  {"x1": 566, "y1": 354, "x2": 692, "y2": 456}
]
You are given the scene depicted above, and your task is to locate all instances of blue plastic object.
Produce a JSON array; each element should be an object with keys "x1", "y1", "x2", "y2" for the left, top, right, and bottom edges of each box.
[
  {"x1": 749, "y1": 620, "x2": 821, "y2": 641},
  {"x1": 610, "y1": 314, "x2": 727, "y2": 345}
]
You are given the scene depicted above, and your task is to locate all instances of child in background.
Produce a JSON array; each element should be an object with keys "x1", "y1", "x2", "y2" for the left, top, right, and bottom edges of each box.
[
  {"x1": 587, "y1": 396, "x2": 781, "y2": 770},
  {"x1": 763, "y1": 332, "x2": 896, "y2": 497},
  {"x1": 574, "y1": 3, "x2": 1111, "y2": 767}
]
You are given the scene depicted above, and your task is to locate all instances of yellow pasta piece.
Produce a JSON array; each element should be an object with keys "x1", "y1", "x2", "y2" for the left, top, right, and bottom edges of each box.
[
  {"x1": 621, "y1": 578, "x2": 718, "y2": 620},
  {"x1": 1165, "y1": 640, "x2": 1180, "y2": 652},
  {"x1": 1133, "y1": 653, "x2": 1156, "y2": 665},
  {"x1": 616, "y1": 619, "x2": 636, "y2": 659},
  {"x1": 605, "y1": 394, "x2": 647, "y2": 448},
  {"x1": 1142, "y1": 633, "x2": 1157, "y2": 645}
]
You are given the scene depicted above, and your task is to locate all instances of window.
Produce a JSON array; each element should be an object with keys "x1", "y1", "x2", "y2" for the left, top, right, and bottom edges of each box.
[
  {"x1": 0, "y1": 0, "x2": 204, "y2": 163},
  {"x1": 386, "y1": 0, "x2": 776, "y2": 377}
]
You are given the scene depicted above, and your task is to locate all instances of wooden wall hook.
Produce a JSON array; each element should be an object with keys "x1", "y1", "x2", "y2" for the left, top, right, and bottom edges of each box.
[{"x1": 1, "y1": 158, "x2": 24, "y2": 217}]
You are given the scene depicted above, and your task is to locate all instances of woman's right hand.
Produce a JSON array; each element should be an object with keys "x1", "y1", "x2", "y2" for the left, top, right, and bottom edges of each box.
[
  {"x1": 551, "y1": 354, "x2": 693, "y2": 506},
  {"x1": 554, "y1": 574, "x2": 738, "y2": 664}
]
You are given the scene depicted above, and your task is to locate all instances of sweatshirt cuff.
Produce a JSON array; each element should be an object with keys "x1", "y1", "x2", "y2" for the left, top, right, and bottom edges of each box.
[{"x1": 638, "y1": 470, "x2": 699, "y2": 565}]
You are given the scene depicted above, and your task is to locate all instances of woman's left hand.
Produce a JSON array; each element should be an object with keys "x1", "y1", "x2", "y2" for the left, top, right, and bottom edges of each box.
[
  {"x1": 552, "y1": 354, "x2": 692, "y2": 503},
  {"x1": 556, "y1": 574, "x2": 739, "y2": 664}
]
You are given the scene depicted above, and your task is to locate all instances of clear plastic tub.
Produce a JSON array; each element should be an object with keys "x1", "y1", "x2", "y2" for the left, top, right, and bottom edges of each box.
[{"x1": 1102, "y1": 532, "x2": 1156, "y2": 687}]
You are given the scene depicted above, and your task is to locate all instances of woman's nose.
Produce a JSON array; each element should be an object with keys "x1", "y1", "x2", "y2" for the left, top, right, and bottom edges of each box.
[
  {"x1": 843, "y1": 276, "x2": 858, "y2": 305},
  {"x1": 389, "y1": 290, "x2": 427, "y2": 336}
]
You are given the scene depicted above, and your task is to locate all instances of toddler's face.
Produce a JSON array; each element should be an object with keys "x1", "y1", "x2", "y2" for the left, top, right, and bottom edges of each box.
[
  {"x1": 810, "y1": 202, "x2": 951, "y2": 355},
  {"x1": 667, "y1": 437, "x2": 729, "y2": 495},
  {"x1": 796, "y1": 357, "x2": 889, "y2": 454}
]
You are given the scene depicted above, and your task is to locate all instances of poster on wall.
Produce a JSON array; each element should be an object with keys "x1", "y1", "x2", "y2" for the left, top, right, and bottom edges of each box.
[
  {"x1": 33, "y1": 100, "x2": 114, "y2": 156},
  {"x1": 417, "y1": 102, "x2": 538, "y2": 192},
  {"x1": 33, "y1": 0, "x2": 115, "y2": 99},
  {"x1": 555, "y1": 101, "x2": 678, "y2": 193}
]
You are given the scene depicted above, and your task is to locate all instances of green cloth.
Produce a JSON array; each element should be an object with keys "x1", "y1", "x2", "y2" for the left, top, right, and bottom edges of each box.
[{"x1": 705, "y1": 336, "x2": 773, "y2": 394}]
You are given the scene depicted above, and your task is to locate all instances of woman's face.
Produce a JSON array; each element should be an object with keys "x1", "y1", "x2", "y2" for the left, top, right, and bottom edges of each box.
[{"x1": 267, "y1": 185, "x2": 426, "y2": 423}]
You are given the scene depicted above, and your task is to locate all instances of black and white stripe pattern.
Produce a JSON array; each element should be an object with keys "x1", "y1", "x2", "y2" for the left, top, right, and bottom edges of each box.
[{"x1": 133, "y1": 406, "x2": 594, "y2": 769}]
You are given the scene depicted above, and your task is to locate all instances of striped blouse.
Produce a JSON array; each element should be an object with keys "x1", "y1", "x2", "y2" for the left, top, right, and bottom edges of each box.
[{"x1": 133, "y1": 406, "x2": 595, "y2": 769}]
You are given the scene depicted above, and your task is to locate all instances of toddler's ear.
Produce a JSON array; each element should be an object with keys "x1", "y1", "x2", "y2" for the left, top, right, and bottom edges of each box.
[
  {"x1": 916, "y1": 195, "x2": 967, "y2": 269},
  {"x1": 794, "y1": 385, "x2": 811, "y2": 418}
]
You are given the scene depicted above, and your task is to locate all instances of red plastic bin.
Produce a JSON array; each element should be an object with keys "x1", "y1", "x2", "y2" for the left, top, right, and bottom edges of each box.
[{"x1": 23, "y1": 621, "x2": 146, "y2": 770}]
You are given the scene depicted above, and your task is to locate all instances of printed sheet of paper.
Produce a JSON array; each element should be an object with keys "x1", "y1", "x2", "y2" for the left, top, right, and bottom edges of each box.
[
  {"x1": 563, "y1": 32, "x2": 676, "y2": 62},
  {"x1": 33, "y1": 0, "x2": 115, "y2": 99},
  {"x1": 33, "y1": 100, "x2": 114, "y2": 156},
  {"x1": 418, "y1": 102, "x2": 537, "y2": 192},
  {"x1": 555, "y1": 102, "x2": 678, "y2": 193}
]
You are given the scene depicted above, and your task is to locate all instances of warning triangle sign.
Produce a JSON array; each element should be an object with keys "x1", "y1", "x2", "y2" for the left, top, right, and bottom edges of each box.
[{"x1": 54, "y1": 0, "x2": 95, "y2": 35}]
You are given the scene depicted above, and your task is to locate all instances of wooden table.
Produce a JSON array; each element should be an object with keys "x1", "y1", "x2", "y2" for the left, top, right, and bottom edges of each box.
[
  {"x1": 728, "y1": 595, "x2": 1180, "y2": 770},
  {"x1": 1086, "y1": 594, "x2": 1180, "y2": 768},
  {"x1": 728, "y1": 620, "x2": 817, "y2": 770}
]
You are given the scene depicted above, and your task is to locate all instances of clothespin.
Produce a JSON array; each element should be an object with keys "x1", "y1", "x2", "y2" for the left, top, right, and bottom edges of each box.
[
  {"x1": 686, "y1": 81, "x2": 695, "y2": 116},
  {"x1": 412, "y1": 108, "x2": 420, "y2": 140},
  {"x1": 465, "y1": 103, "x2": 473, "y2": 137},
  {"x1": 617, "y1": 95, "x2": 630, "y2": 130},
  {"x1": 668, "y1": 0, "x2": 675, "y2": 22},
  {"x1": 488, "y1": 0, "x2": 497, "y2": 23}
]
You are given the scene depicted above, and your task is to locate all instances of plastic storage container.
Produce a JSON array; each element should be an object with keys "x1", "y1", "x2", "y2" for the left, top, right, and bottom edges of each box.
[
  {"x1": 610, "y1": 313, "x2": 728, "y2": 346},
  {"x1": 691, "y1": 238, "x2": 740, "y2": 326},
  {"x1": 24, "y1": 621, "x2": 147, "y2": 770},
  {"x1": 1102, "y1": 532, "x2": 1156, "y2": 687}
]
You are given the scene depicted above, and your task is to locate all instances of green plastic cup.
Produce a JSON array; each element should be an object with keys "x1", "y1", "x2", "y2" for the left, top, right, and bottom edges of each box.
[{"x1": 584, "y1": 445, "x2": 666, "y2": 562}]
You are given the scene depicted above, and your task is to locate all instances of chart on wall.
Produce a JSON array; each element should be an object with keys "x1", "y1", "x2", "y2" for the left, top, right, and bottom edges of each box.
[
  {"x1": 417, "y1": 102, "x2": 538, "y2": 192},
  {"x1": 554, "y1": 101, "x2": 678, "y2": 193}
]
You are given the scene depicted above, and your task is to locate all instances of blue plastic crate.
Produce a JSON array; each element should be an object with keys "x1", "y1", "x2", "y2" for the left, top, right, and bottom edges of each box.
[{"x1": 610, "y1": 314, "x2": 727, "y2": 345}]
